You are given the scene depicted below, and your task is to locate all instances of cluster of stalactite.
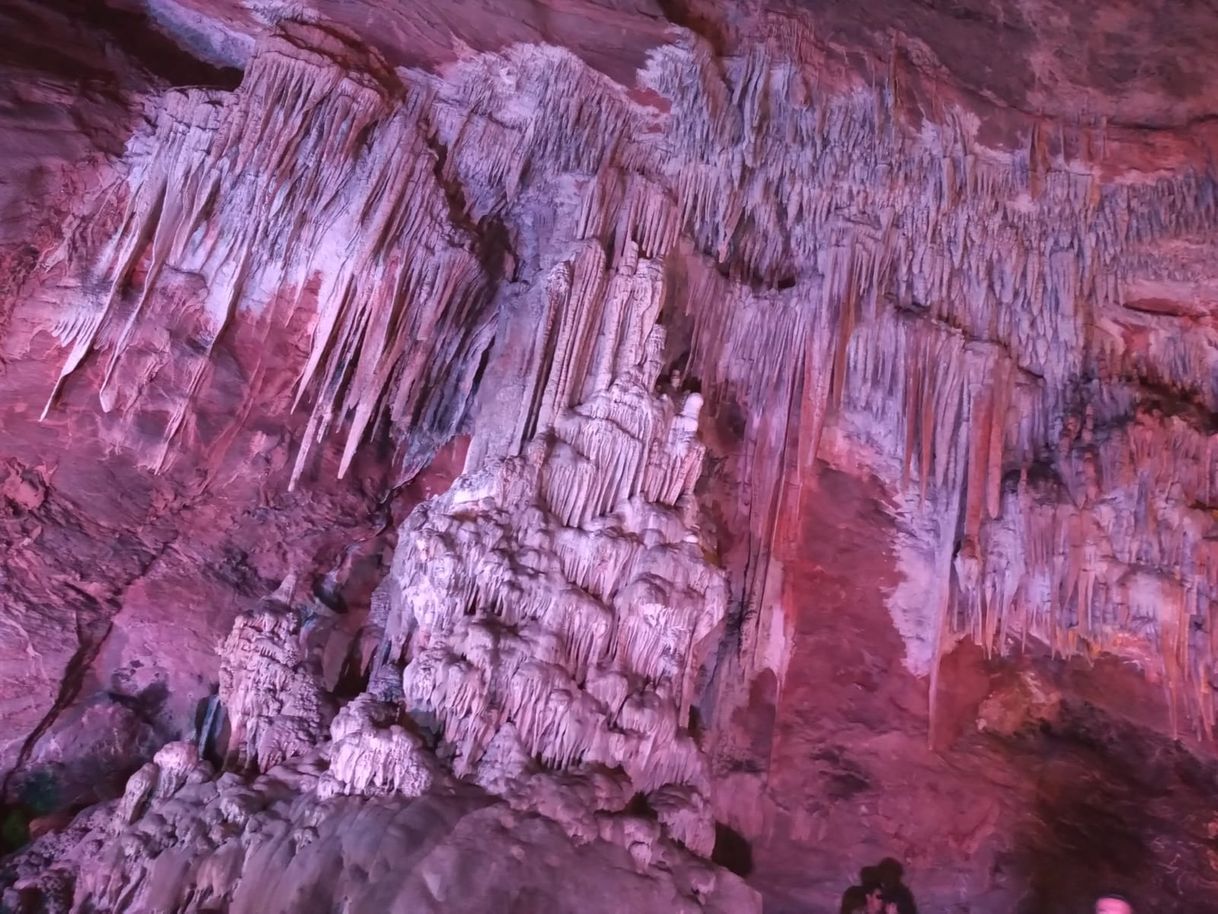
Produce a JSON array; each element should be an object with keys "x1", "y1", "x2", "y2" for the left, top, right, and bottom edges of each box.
[
  {"x1": 36, "y1": 12, "x2": 1218, "y2": 741},
  {"x1": 43, "y1": 22, "x2": 496, "y2": 485}
]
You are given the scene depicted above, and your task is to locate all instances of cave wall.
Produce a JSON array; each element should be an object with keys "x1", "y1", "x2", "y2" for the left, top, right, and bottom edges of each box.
[{"x1": 3, "y1": 0, "x2": 1218, "y2": 911}]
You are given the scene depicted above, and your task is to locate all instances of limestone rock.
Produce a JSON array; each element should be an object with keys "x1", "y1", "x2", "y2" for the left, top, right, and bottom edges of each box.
[
  {"x1": 219, "y1": 601, "x2": 332, "y2": 773},
  {"x1": 315, "y1": 695, "x2": 436, "y2": 799},
  {"x1": 372, "y1": 255, "x2": 725, "y2": 854},
  {"x1": 5, "y1": 0, "x2": 1218, "y2": 910}
]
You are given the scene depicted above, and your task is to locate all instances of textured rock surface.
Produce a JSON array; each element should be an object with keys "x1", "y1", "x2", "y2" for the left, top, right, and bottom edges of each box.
[
  {"x1": 4, "y1": 0, "x2": 1218, "y2": 910},
  {"x1": 5, "y1": 762, "x2": 756, "y2": 913},
  {"x1": 374, "y1": 267, "x2": 723, "y2": 855}
]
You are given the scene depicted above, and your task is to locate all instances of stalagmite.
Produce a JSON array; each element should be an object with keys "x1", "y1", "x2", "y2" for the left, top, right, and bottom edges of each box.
[
  {"x1": 373, "y1": 253, "x2": 725, "y2": 853},
  {"x1": 218, "y1": 596, "x2": 332, "y2": 773},
  {"x1": 315, "y1": 696, "x2": 437, "y2": 799}
]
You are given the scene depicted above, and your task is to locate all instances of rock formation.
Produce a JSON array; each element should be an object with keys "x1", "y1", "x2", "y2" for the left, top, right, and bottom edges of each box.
[
  {"x1": 4, "y1": 0, "x2": 1218, "y2": 910},
  {"x1": 217, "y1": 586, "x2": 333, "y2": 773},
  {"x1": 29, "y1": 3, "x2": 1218, "y2": 735},
  {"x1": 372, "y1": 254, "x2": 723, "y2": 854}
]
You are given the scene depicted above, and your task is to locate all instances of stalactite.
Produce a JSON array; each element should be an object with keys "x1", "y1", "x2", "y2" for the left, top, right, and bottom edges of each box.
[
  {"x1": 44, "y1": 23, "x2": 495, "y2": 486},
  {"x1": 36, "y1": 14, "x2": 1218, "y2": 745}
]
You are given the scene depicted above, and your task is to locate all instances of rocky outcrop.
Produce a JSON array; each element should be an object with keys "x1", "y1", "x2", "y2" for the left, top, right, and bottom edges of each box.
[
  {"x1": 1, "y1": 187, "x2": 744, "y2": 906},
  {"x1": 25, "y1": 785, "x2": 754, "y2": 914}
]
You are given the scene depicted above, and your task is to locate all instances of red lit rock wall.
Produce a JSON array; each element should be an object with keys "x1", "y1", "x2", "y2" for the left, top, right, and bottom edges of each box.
[{"x1": 4, "y1": 0, "x2": 1218, "y2": 911}]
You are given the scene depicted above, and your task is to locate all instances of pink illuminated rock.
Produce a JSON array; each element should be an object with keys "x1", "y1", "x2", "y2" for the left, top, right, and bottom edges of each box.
[
  {"x1": 371, "y1": 253, "x2": 724, "y2": 854},
  {"x1": 314, "y1": 694, "x2": 437, "y2": 799},
  {"x1": 218, "y1": 591, "x2": 333, "y2": 773},
  {"x1": 4, "y1": 0, "x2": 1218, "y2": 910}
]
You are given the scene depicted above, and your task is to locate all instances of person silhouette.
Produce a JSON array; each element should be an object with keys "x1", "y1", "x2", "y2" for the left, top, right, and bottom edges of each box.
[
  {"x1": 874, "y1": 858, "x2": 917, "y2": 914},
  {"x1": 839, "y1": 867, "x2": 880, "y2": 914},
  {"x1": 840, "y1": 860, "x2": 917, "y2": 914}
]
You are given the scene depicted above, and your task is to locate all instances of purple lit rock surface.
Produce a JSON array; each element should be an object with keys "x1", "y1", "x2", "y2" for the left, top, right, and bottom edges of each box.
[{"x1": 3, "y1": 1, "x2": 1218, "y2": 912}]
